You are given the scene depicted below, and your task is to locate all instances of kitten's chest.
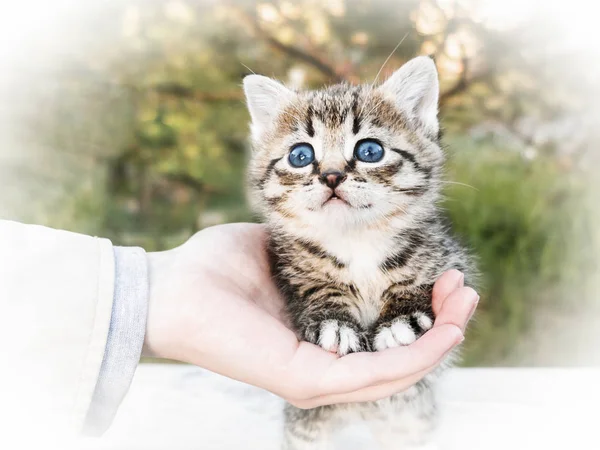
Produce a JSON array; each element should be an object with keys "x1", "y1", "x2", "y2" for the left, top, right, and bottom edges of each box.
[
  {"x1": 321, "y1": 233, "x2": 412, "y2": 326},
  {"x1": 347, "y1": 266, "x2": 389, "y2": 326}
]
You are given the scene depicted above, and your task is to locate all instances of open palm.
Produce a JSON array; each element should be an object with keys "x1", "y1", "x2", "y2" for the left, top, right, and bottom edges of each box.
[{"x1": 144, "y1": 223, "x2": 478, "y2": 408}]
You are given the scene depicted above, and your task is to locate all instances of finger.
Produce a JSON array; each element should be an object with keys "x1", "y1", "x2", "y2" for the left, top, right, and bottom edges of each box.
[
  {"x1": 310, "y1": 293, "x2": 475, "y2": 406},
  {"x1": 291, "y1": 366, "x2": 431, "y2": 409},
  {"x1": 434, "y1": 286, "x2": 479, "y2": 332},
  {"x1": 307, "y1": 324, "x2": 462, "y2": 397},
  {"x1": 290, "y1": 321, "x2": 463, "y2": 407},
  {"x1": 432, "y1": 269, "x2": 464, "y2": 315}
]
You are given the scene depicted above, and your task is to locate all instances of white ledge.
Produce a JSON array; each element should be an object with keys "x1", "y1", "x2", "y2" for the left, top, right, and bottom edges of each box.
[{"x1": 84, "y1": 365, "x2": 600, "y2": 450}]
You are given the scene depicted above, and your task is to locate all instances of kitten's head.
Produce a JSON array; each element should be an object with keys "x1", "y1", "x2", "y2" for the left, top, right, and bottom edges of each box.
[{"x1": 244, "y1": 56, "x2": 444, "y2": 231}]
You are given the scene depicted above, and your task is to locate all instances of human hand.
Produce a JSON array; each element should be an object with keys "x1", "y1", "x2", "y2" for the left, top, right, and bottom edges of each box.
[{"x1": 143, "y1": 223, "x2": 478, "y2": 408}]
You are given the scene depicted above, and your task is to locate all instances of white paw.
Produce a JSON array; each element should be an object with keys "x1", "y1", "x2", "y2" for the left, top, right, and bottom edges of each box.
[
  {"x1": 318, "y1": 320, "x2": 361, "y2": 356},
  {"x1": 373, "y1": 313, "x2": 433, "y2": 351}
]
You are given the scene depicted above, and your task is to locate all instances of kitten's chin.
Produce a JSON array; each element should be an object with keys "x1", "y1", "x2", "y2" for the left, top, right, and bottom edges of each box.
[
  {"x1": 321, "y1": 191, "x2": 371, "y2": 210},
  {"x1": 303, "y1": 203, "x2": 374, "y2": 230},
  {"x1": 322, "y1": 197, "x2": 350, "y2": 208},
  {"x1": 302, "y1": 198, "x2": 413, "y2": 231}
]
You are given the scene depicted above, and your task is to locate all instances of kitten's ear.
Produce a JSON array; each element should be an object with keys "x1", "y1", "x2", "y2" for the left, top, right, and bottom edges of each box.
[
  {"x1": 243, "y1": 75, "x2": 294, "y2": 138},
  {"x1": 378, "y1": 56, "x2": 439, "y2": 135}
]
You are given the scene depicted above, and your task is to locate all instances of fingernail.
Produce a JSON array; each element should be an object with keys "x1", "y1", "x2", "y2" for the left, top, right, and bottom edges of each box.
[
  {"x1": 452, "y1": 331, "x2": 465, "y2": 347},
  {"x1": 467, "y1": 295, "x2": 480, "y2": 322},
  {"x1": 451, "y1": 325, "x2": 465, "y2": 344},
  {"x1": 455, "y1": 271, "x2": 465, "y2": 289}
]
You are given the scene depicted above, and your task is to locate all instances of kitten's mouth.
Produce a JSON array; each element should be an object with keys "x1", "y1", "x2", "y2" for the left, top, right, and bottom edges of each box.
[{"x1": 323, "y1": 192, "x2": 350, "y2": 207}]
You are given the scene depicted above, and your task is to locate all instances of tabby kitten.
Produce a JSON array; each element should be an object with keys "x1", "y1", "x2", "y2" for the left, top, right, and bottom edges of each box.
[{"x1": 244, "y1": 56, "x2": 472, "y2": 449}]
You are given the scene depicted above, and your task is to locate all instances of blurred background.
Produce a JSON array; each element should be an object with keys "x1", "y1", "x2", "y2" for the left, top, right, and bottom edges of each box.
[{"x1": 0, "y1": 0, "x2": 598, "y2": 367}]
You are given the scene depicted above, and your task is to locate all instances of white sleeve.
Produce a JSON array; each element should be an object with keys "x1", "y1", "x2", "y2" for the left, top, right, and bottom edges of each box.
[
  {"x1": 0, "y1": 220, "x2": 115, "y2": 438},
  {"x1": 83, "y1": 246, "x2": 148, "y2": 436}
]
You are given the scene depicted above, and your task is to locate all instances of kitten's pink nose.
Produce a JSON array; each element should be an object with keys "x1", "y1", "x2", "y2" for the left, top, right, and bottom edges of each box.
[{"x1": 320, "y1": 171, "x2": 346, "y2": 189}]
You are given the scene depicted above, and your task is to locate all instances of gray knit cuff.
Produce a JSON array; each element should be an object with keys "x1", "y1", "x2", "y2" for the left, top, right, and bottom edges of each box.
[{"x1": 83, "y1": 246, "x2": 148, "y2": 435}]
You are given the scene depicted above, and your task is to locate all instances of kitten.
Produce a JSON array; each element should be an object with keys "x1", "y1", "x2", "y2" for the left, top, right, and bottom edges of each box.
[{"x1": 243, "y1": 56, "x2": 473, "y2": 449}]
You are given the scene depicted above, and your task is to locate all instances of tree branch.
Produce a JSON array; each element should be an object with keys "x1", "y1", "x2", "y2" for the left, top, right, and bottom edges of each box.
[
  {"x1": 163, "y1": 173, "x2": 222, "y2": 195},
  {"x1": 231, "y1": 7, "x2": 347, "y2": 83},
  {"x1": 440, "y1": 56, "x2": 490, "y2": 106},
  {"x1": 440, "y1": 56, "x2": 470, "y2": 105},
  {"x1": 152, "y1": 82, "x2": 243, "y2": 103},
  {"x1": 259, "y1": 32, "x2": 345, "y2": 82}
]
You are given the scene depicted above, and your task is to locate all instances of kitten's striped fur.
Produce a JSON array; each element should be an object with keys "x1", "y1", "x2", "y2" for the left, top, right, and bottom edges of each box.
[{"x1": 244, "y1": 57, "x2": 474, "y2": 449}]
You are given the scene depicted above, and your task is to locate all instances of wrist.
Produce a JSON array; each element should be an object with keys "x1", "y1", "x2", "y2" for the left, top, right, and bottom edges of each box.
[{"x1": 142, "y1": 249, "x2": 174, "y2": 359}]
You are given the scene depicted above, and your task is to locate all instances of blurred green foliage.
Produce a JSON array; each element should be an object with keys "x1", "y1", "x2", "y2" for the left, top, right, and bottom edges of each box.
[
  {"x1": 443, "y1": 136, "x2": 596, "y2": 364},
  {"x1": 15, "y1": 0, "x2": 598, "y2": 365}
]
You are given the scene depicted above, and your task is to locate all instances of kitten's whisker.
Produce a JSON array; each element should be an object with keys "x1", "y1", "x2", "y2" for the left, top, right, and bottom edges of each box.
[
  {"x1": 356, "y1": 83, "x2": 373, "y2": 123},
  {"x1": 371, "y1": 32, "x2": 409, "y2": 89},
  {"x1": 358, "y1": 33, "x2": 408, "y2": 122},
  {"x1": 440, "y1": 181, "x2": 478, "y2": 191},
  {"x1": 362, "y1": 96, "x2": 385, "y2": 121},
  {"x1": 240, "y1": 62, "x2": 256, "y2": 75}
]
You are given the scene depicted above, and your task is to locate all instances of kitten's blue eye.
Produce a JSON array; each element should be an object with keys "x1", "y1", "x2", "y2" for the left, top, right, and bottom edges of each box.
[
  {"x1": 289, "y1": 143, "x2": 315, "y2": 168},
  {"x1": 355, "y1": 139, "x2": 384, "y2": 163}
]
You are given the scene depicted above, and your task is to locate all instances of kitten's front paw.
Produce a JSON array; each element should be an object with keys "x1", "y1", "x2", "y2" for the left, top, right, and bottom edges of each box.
[
  {"x1": 372, "y1": 313, "x2": 433, "y2": 351},
  {"x1": 305, "y1": 319, "x2": 366, "y2": 356}
]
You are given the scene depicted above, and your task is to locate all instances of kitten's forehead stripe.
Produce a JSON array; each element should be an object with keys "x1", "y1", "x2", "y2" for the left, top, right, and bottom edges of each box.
[
  {"x1": 352, "y1": 114, "x2": 361, "y2": 135},
  {"x1": 351, "y1": 89, "x2": 361, "y2": 134},
  {"x1": 306, "y1": 84, "x2": 363, "y2": 129},
  {"x1": 306, "y1": 105, "x2": 315, "y2": 137}
]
